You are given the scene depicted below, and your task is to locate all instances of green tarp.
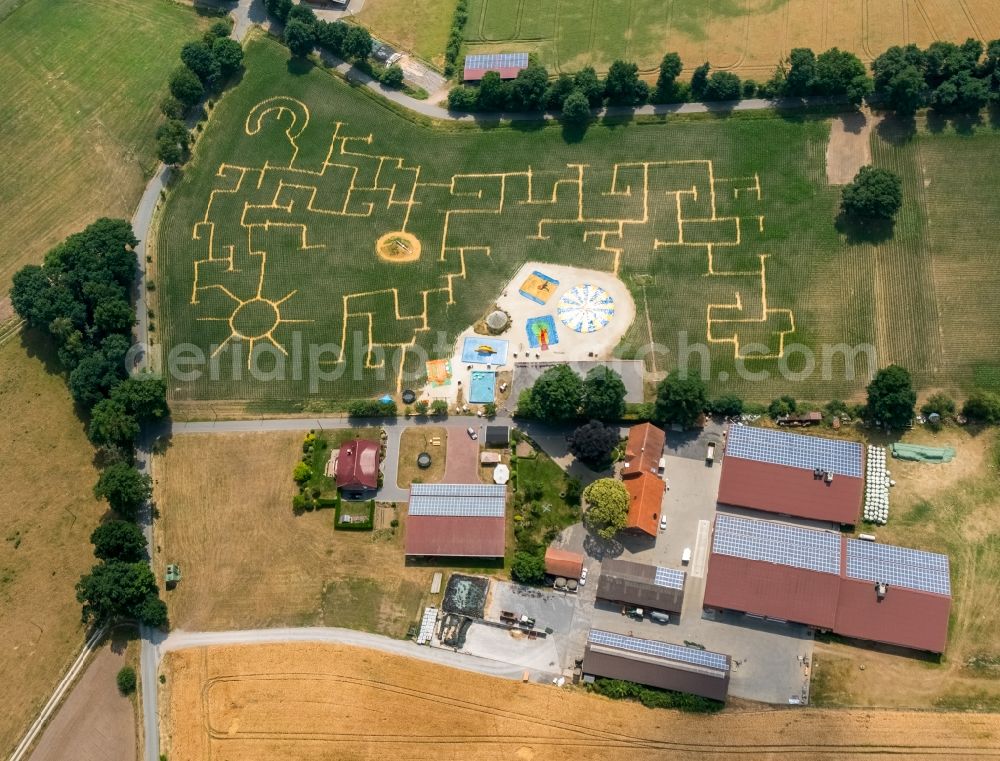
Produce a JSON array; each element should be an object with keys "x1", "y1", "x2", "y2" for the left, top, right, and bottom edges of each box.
[{"x1": 891, "y1": 443, "x2": 956, "y2": 463}]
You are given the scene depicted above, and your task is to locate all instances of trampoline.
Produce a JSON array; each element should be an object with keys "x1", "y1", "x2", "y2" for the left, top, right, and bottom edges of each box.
[
  {"x1": 461, "y1": 336, "x2": 509, "y2": 366},
  {"x1": 469, "y1": 370, "x2": 497, "y2": 404},
  {"x1": 526, "y1": 315, "x2": 559, "y2": 350},
  {"x1": 558, "y1": 285, "x2": 615, "y2": 333}
]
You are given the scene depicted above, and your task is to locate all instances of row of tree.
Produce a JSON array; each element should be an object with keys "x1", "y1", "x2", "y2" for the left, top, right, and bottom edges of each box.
[
  {"x1": 517, "y1": 365, "x2": 627, "y2": 421},
  {"x1": 160, "y1": 21, "x2": 244, "y2": 165},
  {"x1": 10, "y1": 219, "x2": 170, "y2": 628}
]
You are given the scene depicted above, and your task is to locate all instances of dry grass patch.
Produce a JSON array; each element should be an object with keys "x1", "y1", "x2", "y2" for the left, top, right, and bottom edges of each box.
[
  {"x1": 396, "y1": 426, "x2": 446, "y2": 487},
  {"x1": 162, "y1": 641, "x2": 1000, "y2": 761},
  {"x1": 0, "y1": 333, "x2": 105, "y2": 757},
  {"x1": 154, "y1": 432, "x2": 433, "y2": 634}
]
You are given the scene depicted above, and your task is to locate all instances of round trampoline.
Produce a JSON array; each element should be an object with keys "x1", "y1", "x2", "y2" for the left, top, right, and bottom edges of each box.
[
  {"x1": 401, "y1": 389, "x2": 416, "y2": 404},
  {"x1": 557, "y1": 285, "x2": 615, "y2": 333},
  {"x1": 417, "y1": 452, "x2": 432, "y2": 469}
]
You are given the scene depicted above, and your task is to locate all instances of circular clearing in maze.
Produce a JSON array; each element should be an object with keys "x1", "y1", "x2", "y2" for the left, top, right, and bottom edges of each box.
[
  {"x1": 376, "y1": 231, "x2": 421, "y2": 263},
  {"x1": 230, "y1": 298, "x2": 280, "y2": 339}
]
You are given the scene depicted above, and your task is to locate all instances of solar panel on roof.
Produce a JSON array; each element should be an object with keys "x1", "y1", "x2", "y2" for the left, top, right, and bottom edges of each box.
[
  {"x1": 410, "y1": 483, "x2": 506, "y2": 497},
  {"x1": 846, "y1": 539, "x2": 951, "y2": 596},
  {"x1": 653, "y1": 566, "x2": 685, "y2": 590},
  {"x1": 726, "y1": 425, "x2": 863, "y2": 478},
  {"x1": 712, "y1": 513, "x2": 840, "y2": 575},
  {"x1": 464, "y1": 52, "x2": 529, "y2": 70},
  {"x1": 408, "y1": 482, "x2": 506, "y2": 517},
  {"x1": 588, "y1": 629, "x2": 729, "y2": 672}
]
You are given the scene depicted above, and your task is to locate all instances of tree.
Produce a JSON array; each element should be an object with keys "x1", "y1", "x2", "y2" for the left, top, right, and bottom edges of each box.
[
  {"x1": 136, "y1": 595, "x2": 168, "y2": 628},
  {"x1": 509, "y1": 63, "x2": 549, "y2": 111},
  {"x1": 287, "y1": 3, "x2": 317, "y2": 24},
  {"x1": 75, "y1": 560, "x2": 164, "y2": 626},
  {"x1": 546, "y1": 73, "x2": 575, "y2": 109},
  {"x1": 920, "y1": 392, "x2": 955, "y2": 418},
  {"x1": 768, "y1": 394, "x2": 797, "y2": 418},
  {"x1": 690, "y1": 62, "x2": 710, "y2": 100},
  {"x1": 784, "y1": 48, "x2": 817, "y2": 96},
  {"x1": 94, "y1": 463, "x2": 152, "y2": 520},
  {"x1": 91, "y1": 521, "x2": 148, "y2": 562},
  {"x1": 342, "y1": 25, "x2": 372, "y2": 61},
  {"x1": 841, "y1": 166, "x2": 903, "y2": 221},
  {"x1": 561, "y1": 89, "x2": 591, "y2": 124},
  {"x1": 157, "y1": 138, "x2": 183, "y2": 166},
  {"x1": 203, "y1": 20, "x2": 231, "y2": 43},
  {"x1": 654, "y1": 52, "x2": 683, "y2": 102},
  {"x1": 604, "y1": 60, "x2": 648, "y2": 106},
  {"x1": 155, "y1": 119, "x2": 189, "y2": 167},
  {"x1": 159, "y1": 95, "x2": 186, "y2": 120},
  {"x1": 866, "y1": 364, "x2": 916, "y2": 430},
  {"x1": 581, "y1": 366, "x2": 626, "y2": 421},
  {"x1": 483, "y1": 401, "x2": 497, "y2": 417},
  {"x1": 707, "y1": 394, "x2": 743, "y2": 417},
  {"x1": 574, "y1": 66, "x2": 604, "y2": 106},
  {"x1": 568, "y1": 420, "x2": 619, "y2": 469},
  {"x1": 583, "y1": 478, "x2": 629, "y2": 540},
  {"x1": 703, "y1": 71, "x2": 742, "y2": 101},
  {"x1": 873, "y1": 45, "x2": 928, "y2": 114},
  {"x1": 477, "y1": 71, "x2": 509, "y2": 111},
  {"x1": 430, "y1": 399, "x2": 449, "y2": 416},
  {"x1": 68, "y1": 349, "x2": 125, "y2": 409},
  {"x1": 263, "y1": 0, "x2": 292, "y2": 21},
  {"x1": 88, "y1": 398, "x2": 139, "y2": 448},
  {"x1": 181, "y1": 41, "x2": 221, "y2": 87},
  {"x1": 448, "y1": 85, "x2": 479, "y2": 111},
  {"x1": 117, "y1": 666, "x2": 137, "y2": 695},
  {"x1": 169, "y1": 65, "x2": 204, "y2": 107},
  {"x1": 284, "y1": 19, "x2": 316, "y2": 58},
  {"x1": 524, "y1": 364, "x2": 582, "y2": 420},
  {"x1": 111, "y1": 375, "x2": 170, "y2": 422},
  {"x1": 511, "y1": 552, "x2": 546, "y2": 584},
  {"x1": 930, "y1": 70, "x2": 989, "y2": 113},
  {"x1": 316, "y1": 19, "x2": 347, "y2": 56},
  {"x1": 814, "y1": 48, "x2": 870, "y2": 105},
  {"x1": 963, "y1": 391, "x2": 1000, "y2": 423},
  {"x1": 212, "y1": 37, "x2": 244, "y2": 78},
  {"x1": 653, "y1": 371, "x2": 706, "y2": 428},
  {"x1": 380, "y1": 63, "x2": 405, "y2": 89}
]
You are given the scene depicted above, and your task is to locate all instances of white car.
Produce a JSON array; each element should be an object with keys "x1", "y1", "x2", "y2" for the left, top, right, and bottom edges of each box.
[
  {"x1": 467, "y1": 427, "x2": 478, "y2": 440},
  {"x1": 579, "y1": 567, "x2": 588, "y2": 586},
  {"x1": 659, "y1": 515, "x2": 667, "y2": 531}
]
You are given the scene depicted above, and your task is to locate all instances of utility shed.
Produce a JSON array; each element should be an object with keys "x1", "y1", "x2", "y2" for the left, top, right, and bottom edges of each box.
[
  {"x1": 406, "y1": 483, "x2": 507, "y2": 558},
  {"x1": 596, "y1": 558, "x2": 685, "y2": 613},
  {"x1": 582, "y1": 629, "x2": 730, "y2": 701}
]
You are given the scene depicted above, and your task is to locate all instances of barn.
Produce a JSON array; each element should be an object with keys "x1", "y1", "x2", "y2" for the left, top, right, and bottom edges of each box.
[
  {"x1": 704, "y1": 513, "x2": 951, "y2": 653},
  {"x1": 596, "y1": 558, "x2": 686, "y2": 614},
  {"x1": 717, "y1": 425, "x2": 864, "y2": 525},
  {"x1": 405, "y1": 483, "x2": 507, "y2": 558},
  {"x1": 462, "y1": 52, "x2": 529, "y2": 82}
]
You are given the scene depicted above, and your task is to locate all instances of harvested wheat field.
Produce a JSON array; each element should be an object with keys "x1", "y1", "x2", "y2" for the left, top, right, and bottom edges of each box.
[{"x1": 162, "y1": 642, "x2": 1000, "y2": 760}]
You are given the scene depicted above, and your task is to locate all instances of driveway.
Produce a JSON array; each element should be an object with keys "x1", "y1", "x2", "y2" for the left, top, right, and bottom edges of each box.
[{"x1": 443, "y1": 424, "x2": 481, "y2": 483}]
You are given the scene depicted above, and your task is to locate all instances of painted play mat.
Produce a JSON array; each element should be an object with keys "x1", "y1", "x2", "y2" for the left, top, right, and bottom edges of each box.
[
  {"x1": 518, "y1": 270, "x2": 559, "y2": 305},
  {"x1": 426, "y1": 359, "x2": 452, "y2": 386},
  {"x1": 526, "y1": 315, "x2": 559, "y2": 350},
  {"x1": 557, "y1": 285, "x2": 615, "y2": 333},
  {"x1": 461, "y1": 336, "x2": 509, "y2": 366}
]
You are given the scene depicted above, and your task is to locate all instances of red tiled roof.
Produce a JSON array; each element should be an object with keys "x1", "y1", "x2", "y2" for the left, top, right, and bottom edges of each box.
[
  {"x1": 834, "y1": 577, "x2": 950, "y2": 653},
  {"x1": 544, "y1": 547, "x2": 584, "y2": 578},
  {"x1": 624, "y1": 423, "x2": 665, "y2": 476},
  {"x1": 405, "y1": 516, "x2": 505, "y2": 557},
  {"x1": 717, "y1": 457, "x2": 862, "y2": 525},
  {"x1": 335, "y1": 439, "x2": 379, "y2": 491},
  {"x1": 623, "y1": 472, "x2": 663, "y2": 537}
]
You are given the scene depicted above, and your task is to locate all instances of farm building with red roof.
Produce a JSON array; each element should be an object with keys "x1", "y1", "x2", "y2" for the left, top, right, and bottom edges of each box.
[
  {"x1": 544, "y1": 547, "x2": 584, "y2": 579},
  {"x1": 462, "y1": 52, "x2": 529, "y2": 82},
  {"x1": 334, "y1": 439, "x2": 380, "y2": 496},
  {"x1": 621, "y1": 422, "x2": 666, "y2": 536},
  {"x1": 704, "y1": 514, "x2": 951, "y2": 653},
  {"x1": 717, "y1": 425, "x2": 864, "y2": 525},
  {"x1": 405, "y1": 483, "x2": 506, "y2": 558}
]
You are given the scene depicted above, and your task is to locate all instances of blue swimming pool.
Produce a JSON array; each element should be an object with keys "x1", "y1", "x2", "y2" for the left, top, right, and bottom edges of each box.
[
  {"x1": 469, "y1": 370, "x2": 497, "y2": 404},
  {"x1": 461, "y1": 336, "x2": 509, "y2": 366}
]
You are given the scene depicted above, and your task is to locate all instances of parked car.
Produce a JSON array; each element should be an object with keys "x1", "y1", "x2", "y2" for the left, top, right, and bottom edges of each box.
[
  {"x1": 659, "y1": 514, "x2": 667, "y2": 531},
  {"x1": 579, "y1": 567, "x2": 588, "y2": 586},
  {"x1": 650, "y1": 610, "x2": 670, "y2": 624},
  {"x1": 467, "y1": 427, "x2": 478, "y2": 440}
]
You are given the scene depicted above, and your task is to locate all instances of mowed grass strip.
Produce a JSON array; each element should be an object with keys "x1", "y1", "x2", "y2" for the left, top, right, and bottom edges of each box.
[
  {"x1": 0, "y1": 333, "x2": 105, "y2": 757},
  {"x1": 0, "y1": 0, "x2": 207, "y2": 291}
]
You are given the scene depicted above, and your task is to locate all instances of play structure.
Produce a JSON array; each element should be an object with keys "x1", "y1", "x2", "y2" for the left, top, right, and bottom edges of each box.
[
  {"x1": 558, "y1": 284, "x2": 615, "y2": 333},
  {"x1": 461, "y1": 336, "x2": 509, "y2": 366},
  {"x1": 526, "y1": 314, "x2": 559, "y2": 350},
  {"x1": 469, "y1": 370, "x2": 497, "y2": 404},
  {"x1": 519, "y1": 270, "x2": 559, "y2": 305},
  {"x1": 426, "y1": 359, "x2": 452, "y2": 386}
]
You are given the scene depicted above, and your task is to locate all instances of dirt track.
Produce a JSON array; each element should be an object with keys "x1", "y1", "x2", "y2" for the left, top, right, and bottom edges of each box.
[{"x1": 163, "y1": 642, "x2": 1000, "y2": 760}]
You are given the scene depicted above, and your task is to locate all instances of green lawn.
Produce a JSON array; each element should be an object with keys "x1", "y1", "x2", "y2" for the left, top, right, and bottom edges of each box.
[
  {"x1": 0, "y1": 0, "x2": 207, "y2": 292},
  {"x1": 157, "y1": 35, "x2": 1000, "y2": 405},
  {"x1": 356, "y1": 0, "x2": 458, "y2": 69}
]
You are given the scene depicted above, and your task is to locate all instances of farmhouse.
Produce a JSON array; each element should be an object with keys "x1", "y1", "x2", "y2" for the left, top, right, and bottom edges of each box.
[
  {"x1": 704, "y1": 513, "x2": 951, "y2": 653},
  {"x1": 621, "y1": 422, "x2": 666, "y2": 536},
  {"x1": 463, "y1": 52, "x2": 528, "y2": 82},
  {"x1": 405, "y1": 483, "x2": 507, "y2": 558},
  {"x1": 582, "y1": 629, "x2": 731, "y2": 702},
  {"x1": 596, "y1": 558, "x2": 685, "y2": 614},
  {"x1": 334, "y1": 438, "x2": 380, "y2": 497},
  {"x1": 544, "y1": 546, "x2": 584, "y2": 579},
  {"x1": 717, "y1": 425, "x2": 864, "y2": 525}
]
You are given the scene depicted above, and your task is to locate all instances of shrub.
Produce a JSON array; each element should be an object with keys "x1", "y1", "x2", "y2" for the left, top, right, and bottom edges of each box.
[
  {"x1": 380, "y1": 64, "x2": 404, "y2": 89},
  {"x1": 768, "y1": 395, "x2": 797, "y2": 418},
  {"x1": 561, "y1": 88, "x2": 591, "y2": 124},
  {"x1": 447, "y1": 85, "x2": 479, "y2": 111},
  {"x1": 414, "y1": 399, "x2": 429, "y2": 415},
  {"x1": 117, "y1": 666, "x2": 137, "y2": 695},
  {"x1": 443, "y1": 0, "x2": 469, "y2": 78},
  {"x1": 589, "y1": 678, "x2": 723, "y2": 713},
  {"x1": 707, "y1": 394, "x2": 743, "y2": 417},
  {"x1": 511, "y1": 551, "x2": 546, "y2": 584},
  {"x1": 963, "y1": 391, "x2": 1000, "y2": 423},
  {"x1": 431, "y1": 399, "x2": 449, "y2": 416},
  {"x1": 347, "y1": 399, "x2": 397, "y2": 417},
  {"x1": 703, "y1": 71, "x2": 742, "y2": 101},
  {"x1": 293, "y1": 461, "x2": 312, "y2": 486},
  {"x1": 921, "y1": 392, "x2": 956, "y2": 418}
]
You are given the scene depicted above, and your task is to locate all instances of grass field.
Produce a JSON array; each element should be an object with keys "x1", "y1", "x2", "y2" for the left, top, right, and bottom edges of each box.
[
  {"x1": 157, "y1": 35, "x2": 1000, "y2": 404},
  {"x1": 397, "y1": 427, "x2": 447, "y2": 487},
  {"x1": 462, "y1": 0, "x2": 1000, "y2": 78},
  {"x1": 162, "y1": 641, "x2": 1000, "y2": 760},
  {"x1": 153, "y1": 432, "x2": 432, "y2": 634},
  {"x1": 356, "y1": 0, "x2": 458, "y2": 69},
  {"x1": 0, "y1": 0, "x2": 206, "y2": 292},
  {"x1": 810, "y1": 425, "x2": 1000, "y2": 709},
  {"x1": 0, "y1": 333, "x2": 105, "y2": 757}
]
